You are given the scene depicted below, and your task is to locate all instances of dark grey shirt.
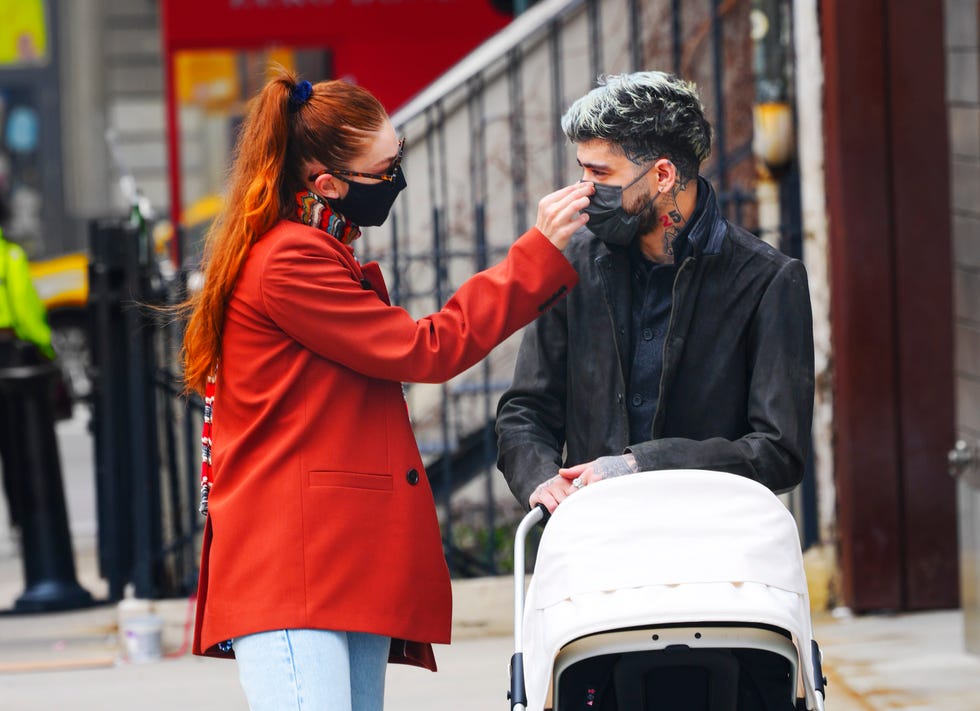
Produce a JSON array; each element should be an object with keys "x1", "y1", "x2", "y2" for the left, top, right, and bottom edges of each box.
[
  {"x1": 627, "y1": 245, "x2": 675, "y2": 442},
  {"x1": 625, "y1": 186, "x2": 706, "y2": 442}
]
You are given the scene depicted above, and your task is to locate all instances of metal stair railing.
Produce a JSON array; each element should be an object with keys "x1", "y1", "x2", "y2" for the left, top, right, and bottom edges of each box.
[{"x1": 349, "y1": 0, "x2": 806, "y2": 576}]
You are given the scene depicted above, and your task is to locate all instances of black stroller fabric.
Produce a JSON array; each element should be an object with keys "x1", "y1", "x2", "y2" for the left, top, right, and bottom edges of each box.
[{"x1": 557, "y1": 646, "x2": 796, "y2": 710}]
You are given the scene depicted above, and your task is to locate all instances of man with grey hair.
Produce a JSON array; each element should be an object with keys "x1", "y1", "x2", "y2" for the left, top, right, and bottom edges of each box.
[{"x1": 496, "y1": 71, "x2": 814, "y2": 514}]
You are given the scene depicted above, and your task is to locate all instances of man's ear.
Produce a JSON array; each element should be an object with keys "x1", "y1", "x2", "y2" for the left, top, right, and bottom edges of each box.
[
  {"x1": 652, "y1": 158, "x2": 677, "y2": 194},
  {"x1": 313, "y1": 173, "x2": 344, "y2": 200}
]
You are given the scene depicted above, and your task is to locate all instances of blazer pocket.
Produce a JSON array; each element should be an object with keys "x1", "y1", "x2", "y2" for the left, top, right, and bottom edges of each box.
[{"x1": 309, "y1": 470, "x2": 393, "y2": 491}]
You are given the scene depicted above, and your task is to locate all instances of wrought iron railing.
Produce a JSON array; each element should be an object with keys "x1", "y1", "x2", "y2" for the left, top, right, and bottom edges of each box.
[
  {"x1": 355, "y1": 0, "x2": 809, "y2": 575},
  {"x1": 88, "y1": 218, "x2": 202, "y2": 600}
]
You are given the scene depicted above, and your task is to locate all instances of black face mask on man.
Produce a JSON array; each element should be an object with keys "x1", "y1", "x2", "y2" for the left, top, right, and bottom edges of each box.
[
  {"x1": 329, "y1": 167, "x2": 407, "y2": 227},
  {"x1": 583, "y1": 166, "x2": 655, "y2": 246}
]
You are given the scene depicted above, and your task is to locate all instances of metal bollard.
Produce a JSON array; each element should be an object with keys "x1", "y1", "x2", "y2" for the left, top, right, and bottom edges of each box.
[{"x1": 0, "y1": 361, "x2": 93, "y2": 612}]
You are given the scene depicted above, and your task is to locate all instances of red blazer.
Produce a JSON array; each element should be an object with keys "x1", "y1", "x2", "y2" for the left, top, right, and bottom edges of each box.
[{"x1": 193, "y1": 220, "x2": 577, "y2": 668}]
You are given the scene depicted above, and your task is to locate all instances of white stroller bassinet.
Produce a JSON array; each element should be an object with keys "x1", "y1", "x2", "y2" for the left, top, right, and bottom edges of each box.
[{"x1": 508, "y1": 469, "x2": 827, "y2": 711}]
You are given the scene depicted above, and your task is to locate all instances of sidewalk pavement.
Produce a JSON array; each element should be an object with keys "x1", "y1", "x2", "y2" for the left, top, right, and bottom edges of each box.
[
  {"x1": 2, "y1": 551, "x2": 979, "y2": 710},
  {"x1": 1, "y1": 410, "x2": 979, "y2": 709}
]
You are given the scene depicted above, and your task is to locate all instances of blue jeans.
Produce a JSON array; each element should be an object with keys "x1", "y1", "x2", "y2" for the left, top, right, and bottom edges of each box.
[{"x1": 233, "y1": 628, "x2": 390, "y2": 711}]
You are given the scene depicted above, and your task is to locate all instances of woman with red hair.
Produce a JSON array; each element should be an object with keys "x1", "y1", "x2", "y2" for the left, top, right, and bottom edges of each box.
[{"x1": 182, "y1": 69, "x2": 591, "y2": 710}]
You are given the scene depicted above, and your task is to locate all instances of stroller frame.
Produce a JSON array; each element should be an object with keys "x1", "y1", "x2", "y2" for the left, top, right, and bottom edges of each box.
[{"x1": 508, "y1": 470, "x2": 827, "y2": 711}]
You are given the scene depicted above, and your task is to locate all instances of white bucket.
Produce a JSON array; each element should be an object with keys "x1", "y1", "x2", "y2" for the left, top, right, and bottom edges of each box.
[{"x1": 121, "y1": 614, "x2": 164, "y2": 664}]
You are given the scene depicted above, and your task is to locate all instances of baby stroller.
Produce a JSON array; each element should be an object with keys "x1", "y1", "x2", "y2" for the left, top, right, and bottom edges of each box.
[{"x1": 508, "y1": 469, "x2": 827, "y2": 711}]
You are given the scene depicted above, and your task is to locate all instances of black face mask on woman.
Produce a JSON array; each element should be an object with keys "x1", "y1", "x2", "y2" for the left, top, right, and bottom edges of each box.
[
  {"x1": 328, "y1": 167, "x2": 407, "y2": 227},
  {"x1": 582, "y1": 166, "x2": 654, "y2": 246}
]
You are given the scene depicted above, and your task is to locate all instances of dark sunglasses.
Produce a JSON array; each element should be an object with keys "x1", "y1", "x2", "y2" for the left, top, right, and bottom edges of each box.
[{"x1": 308, "y1": 137, "x2": 405, "y2": 184}]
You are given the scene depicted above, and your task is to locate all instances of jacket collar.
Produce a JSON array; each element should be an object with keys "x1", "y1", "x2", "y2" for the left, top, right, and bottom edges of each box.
[{"x1": 672, "y1": 176, "x2": 726, "y2": 261}]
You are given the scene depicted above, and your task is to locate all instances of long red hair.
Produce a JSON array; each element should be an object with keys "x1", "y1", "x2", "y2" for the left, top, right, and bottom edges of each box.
[{"x1": 181, "y1": 69, "x2": 387, "y2": 394}]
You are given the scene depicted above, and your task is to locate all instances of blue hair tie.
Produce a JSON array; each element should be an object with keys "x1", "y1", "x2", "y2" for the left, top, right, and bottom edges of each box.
[{"x1": 288, "y1": 80, "x2": 313, "y2": 112}]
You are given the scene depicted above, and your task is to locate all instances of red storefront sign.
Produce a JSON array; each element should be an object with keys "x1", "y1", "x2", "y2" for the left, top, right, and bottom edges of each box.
[{"x1": 162, "y1": 0, "x2": 508, "y2": 49}]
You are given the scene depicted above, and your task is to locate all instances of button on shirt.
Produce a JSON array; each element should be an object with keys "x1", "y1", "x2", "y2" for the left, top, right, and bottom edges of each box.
[{"x1": 627, "y1": 243, "x2": 676, "y2": 442}]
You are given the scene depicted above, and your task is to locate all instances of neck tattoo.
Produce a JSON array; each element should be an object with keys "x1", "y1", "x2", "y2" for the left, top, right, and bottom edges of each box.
[{"x1": 658, "y1": 181, "x2": 689, "y2": 259}]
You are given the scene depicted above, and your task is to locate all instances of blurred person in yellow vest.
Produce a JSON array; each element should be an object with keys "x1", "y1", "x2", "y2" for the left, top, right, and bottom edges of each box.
[
  {"x1": 0, "y1": 190, "x2": 56, "y2": 532},
  {"x1": 0, "y1": 234, "x2": 55, "y2": 362}
]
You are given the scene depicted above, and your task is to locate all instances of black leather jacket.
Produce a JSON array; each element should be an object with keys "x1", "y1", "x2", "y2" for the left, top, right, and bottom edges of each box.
[{"x1": 496, "y1": 179, "x2": 815, "y2": 508}]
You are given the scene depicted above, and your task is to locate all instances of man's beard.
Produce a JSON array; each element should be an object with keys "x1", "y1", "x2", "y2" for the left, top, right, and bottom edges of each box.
[{"x1": 625, "y1": 184, "x2": 660, "y2": 238}]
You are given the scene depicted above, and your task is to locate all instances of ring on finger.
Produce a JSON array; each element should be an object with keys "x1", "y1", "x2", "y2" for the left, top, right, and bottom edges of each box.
[{"x1": 571, "y1": 476, "x2": 584, "y2": 490}]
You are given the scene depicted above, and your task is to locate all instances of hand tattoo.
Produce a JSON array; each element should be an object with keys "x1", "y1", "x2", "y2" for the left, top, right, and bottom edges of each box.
[{"x1": 593, "y1": 454, "x2": 640, "y2": 480}]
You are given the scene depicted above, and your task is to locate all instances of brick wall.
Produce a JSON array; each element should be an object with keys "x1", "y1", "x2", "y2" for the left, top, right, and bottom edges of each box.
[
  {"x1": 949, "y1": 0, "x2": 980, "y2": 431},
  {"x1": 946, "y1": 0, "x2": 980, "y2": 655},
  {"x1": 103, "y1": 0, "x2": 168, "y2": 213}
]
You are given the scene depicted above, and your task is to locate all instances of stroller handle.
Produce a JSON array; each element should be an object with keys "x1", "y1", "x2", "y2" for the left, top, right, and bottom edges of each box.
[{"x1": 510, "y1": 504, "x2": 550, "y2": 711}]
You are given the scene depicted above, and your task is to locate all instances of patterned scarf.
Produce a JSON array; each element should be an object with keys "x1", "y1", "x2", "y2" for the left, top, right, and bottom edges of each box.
[
  {"x1": 295, "y1": 190, "x2": 361, "y2": 245},
  {"x1": 199, "y1": 372, "x2": 216, "y2": 516}
]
